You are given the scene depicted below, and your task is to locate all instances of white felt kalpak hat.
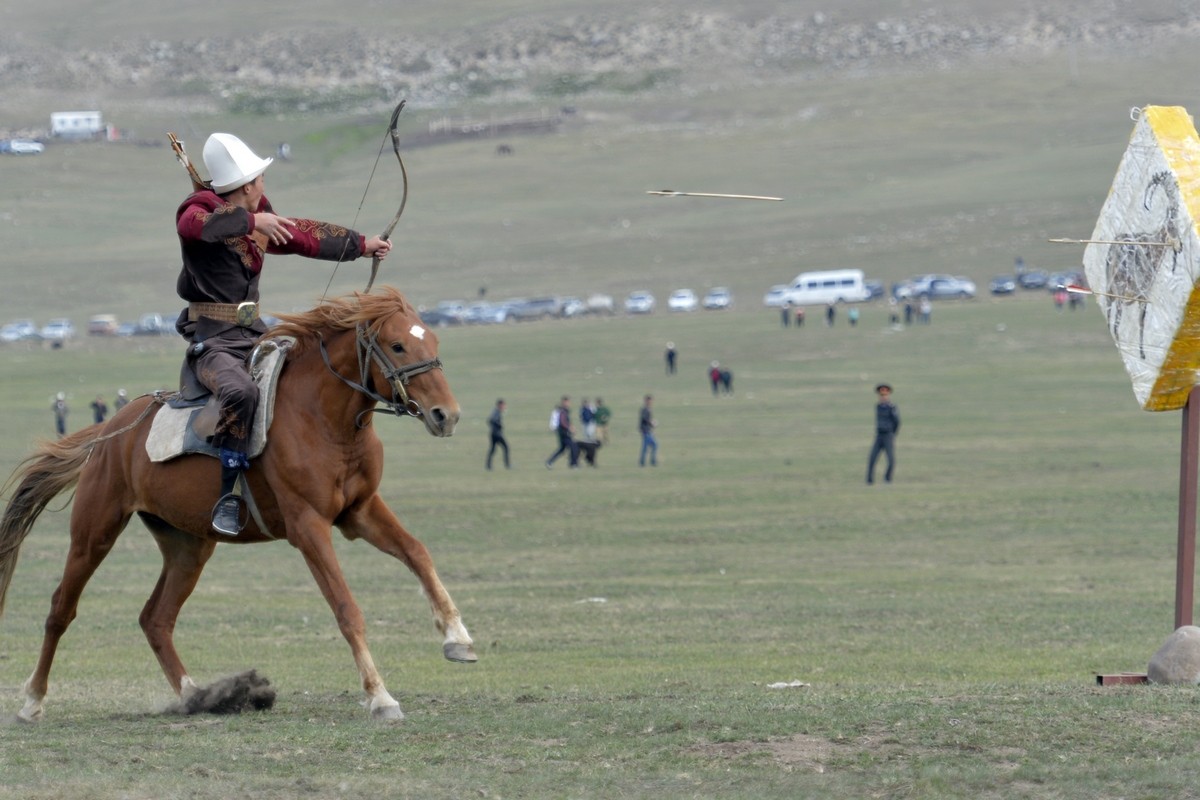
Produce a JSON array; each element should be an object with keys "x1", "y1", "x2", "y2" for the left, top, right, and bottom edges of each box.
[{"x1": 203, "y1": 133, "x2": 273, "y2": 193}]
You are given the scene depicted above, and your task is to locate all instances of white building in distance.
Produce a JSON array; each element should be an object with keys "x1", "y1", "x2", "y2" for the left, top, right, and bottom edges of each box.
[{"x1": 50, "y1": 111, "x2": 104, "y2": 139}]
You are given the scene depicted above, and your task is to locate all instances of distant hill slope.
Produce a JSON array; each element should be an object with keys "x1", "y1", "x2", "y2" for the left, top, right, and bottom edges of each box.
[{"x1": 3, "y1": 2, "x2": 1198, "y2": 115}]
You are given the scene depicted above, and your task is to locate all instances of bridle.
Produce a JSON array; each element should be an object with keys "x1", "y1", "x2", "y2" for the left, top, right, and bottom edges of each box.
[{"x1": 318, "y1": 315, "x2": 443, "y2": 428}]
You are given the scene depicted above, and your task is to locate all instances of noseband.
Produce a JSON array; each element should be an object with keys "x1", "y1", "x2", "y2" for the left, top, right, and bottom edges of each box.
[{"x1": 318, "y1": 321, "x2": 443, "y2": 428}]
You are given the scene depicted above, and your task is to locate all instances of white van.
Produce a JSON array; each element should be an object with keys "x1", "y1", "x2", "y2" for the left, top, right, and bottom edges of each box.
[{"x1": 785, "y1": 269, "x2": 870, "y2": 306}]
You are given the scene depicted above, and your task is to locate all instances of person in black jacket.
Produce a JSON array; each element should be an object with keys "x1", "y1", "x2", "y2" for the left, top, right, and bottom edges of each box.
[
  {"x1": 866, "y1": 383, "x2": 900, "y2": 484},
  {"x1": 486, "y1": 399, "x2": 509, "y2": 470},
  {"x1": 545, "y1": 396, "x2": 578, "y2": 469}
]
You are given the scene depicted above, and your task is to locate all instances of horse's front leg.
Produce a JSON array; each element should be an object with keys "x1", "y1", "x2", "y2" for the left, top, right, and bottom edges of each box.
[
  {"x1": 339, "y1": 494, "x2": 477, "y2": 664},
  {"x1": 288, "y1": 511, "x2": 405, "y2": 721}
]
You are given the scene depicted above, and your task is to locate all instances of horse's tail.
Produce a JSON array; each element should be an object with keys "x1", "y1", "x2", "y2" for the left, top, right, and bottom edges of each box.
[{"x1": 0, "y1": 428, "x2": 99, "y2": 617}]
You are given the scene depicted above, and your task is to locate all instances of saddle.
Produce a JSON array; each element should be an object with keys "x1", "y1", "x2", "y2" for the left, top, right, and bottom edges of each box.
[{"x1": 146, "y1": 337, "x2": 295, "y2": 463}]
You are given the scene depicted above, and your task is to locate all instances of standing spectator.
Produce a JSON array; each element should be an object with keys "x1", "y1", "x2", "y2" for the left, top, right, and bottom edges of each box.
[
  {"x1": 581, "y1": 398, "x2": 598, "y2": 440},
  {"x1": 545, "y1": 396, "x2": 579, "y2": 469},
  {"x1": 52, "y1": 393, "x2": 68, "y2": 438},
  {"x1": 904, "y1": 301, "x2": 914, "y2": 326},
  {"x1": 825, "y1": 303, "x2": 836, "y2": 327},
  {"x1": 781, "y1": 303, "x2": 791, "y2": 328},
  {"x1": 114, "y1": 388, "x2": 129, "y2": 411},
  {"x1": 665, "y1": 342, "x2": 677, "y2": 375},
  {"x1": 594, "y1": 397, "x2": 612, "y2": 444},
  {"x1": 638, "y1": 395, "x2": 658, "y2": 467},
  {"x1": 795, "y1": 306, "x2": 805, "y2": 327},
  {"x1": 888, "y1": 297, "x2": 900, "y2": 326},
  {"x1": 486, "y1": 398, "x2": 509, "y2": 470},
  {"x1": 847, "y1": 306, "x2": 860, "y2": 327},
  {"x1": 90, "y1": 394, "x2": 108, "y2": 424},
  {"x1": 709, "y1": 361, "x2": 723, "y2": 395},
  {"x1": 919, "y1": 297, "x2": 933, "y2": 324},
  {"x1": 720, "y1": 368, "x2": 734, "y2": 395},
  {"x1": 866, "y1": 383, "x2": 901, "y2": 484}
]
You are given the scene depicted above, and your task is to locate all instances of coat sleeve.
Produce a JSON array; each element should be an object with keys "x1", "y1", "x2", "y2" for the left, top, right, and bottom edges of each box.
[{"x1": 269, "y1": 218, "x2": 367, "y2": 261}]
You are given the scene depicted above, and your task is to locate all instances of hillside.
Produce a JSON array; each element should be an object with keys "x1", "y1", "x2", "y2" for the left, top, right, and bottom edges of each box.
[{"x1": 3, "y1": 1, "x2": 1198, "y2": 120}]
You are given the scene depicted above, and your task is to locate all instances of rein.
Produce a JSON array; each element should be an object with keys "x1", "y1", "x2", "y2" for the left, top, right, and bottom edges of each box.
[{"x1": 318, "y1": 322, "x2": 443, "y2": 428}]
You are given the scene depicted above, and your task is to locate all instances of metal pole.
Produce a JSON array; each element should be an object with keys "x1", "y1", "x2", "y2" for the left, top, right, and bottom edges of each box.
[{"x1": 1176, "y1": 386, "x2": 1200, "y2": 629}]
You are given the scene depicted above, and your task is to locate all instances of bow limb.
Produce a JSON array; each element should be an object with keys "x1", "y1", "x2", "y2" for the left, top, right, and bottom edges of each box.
[{"x1": 366, "y1": 100, "x2": 409, "y2": 293}]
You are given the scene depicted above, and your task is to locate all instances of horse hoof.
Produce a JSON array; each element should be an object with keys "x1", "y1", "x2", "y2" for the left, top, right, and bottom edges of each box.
[
  {"x1": 17, "y1": 706, "x2": 43, "y2": 724},
  {"x1": 443, "y1": 642, "x2": 478, "y2": 663},
  {"x1": 371, "y1": 703, "x2": 405, "y2": 723}
]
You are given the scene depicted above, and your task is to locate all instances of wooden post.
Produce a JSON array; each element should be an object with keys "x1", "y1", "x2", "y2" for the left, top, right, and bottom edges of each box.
[{"x1": 1177, "y1": 386, "x2": 1200, "y2": 629}]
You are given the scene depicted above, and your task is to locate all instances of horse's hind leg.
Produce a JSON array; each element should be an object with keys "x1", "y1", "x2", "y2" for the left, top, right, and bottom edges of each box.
[
  {"x1": 138, "y1": 515, "x2": 216, "y2": 698},
  {"x1": 20, "y1": 505, "x2": 132, "y2": 722}
]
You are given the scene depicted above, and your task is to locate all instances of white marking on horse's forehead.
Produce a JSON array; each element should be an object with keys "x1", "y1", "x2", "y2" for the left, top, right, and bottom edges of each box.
[{"x1": 409, "y1": 324, "x2": 426, "y2": 340}]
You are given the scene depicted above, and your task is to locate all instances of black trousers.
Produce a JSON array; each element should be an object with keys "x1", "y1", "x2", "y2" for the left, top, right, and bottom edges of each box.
[
  {"x1": 487, "y1": 434, "x2": 509, "y2": 468},
  {"x1": 547, "y1": 433, "x2": 578, "y2": 466},
  {"x1": 867, "y1": 432, "x2": 896, "y2": 482}
]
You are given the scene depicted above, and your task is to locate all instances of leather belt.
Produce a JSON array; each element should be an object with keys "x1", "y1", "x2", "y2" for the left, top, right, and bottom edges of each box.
[{"x1": 188, "y1": 301, "x2": 260, "y2": 327}]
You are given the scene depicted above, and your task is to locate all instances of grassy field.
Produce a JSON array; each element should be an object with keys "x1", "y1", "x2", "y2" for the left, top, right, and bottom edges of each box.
[
  {"x1": 1, "y1": 293, "x2": 1199, "y2": 799},
  {"x1": 6, "y1": 2, "x2": 1200, "y2": 796}
]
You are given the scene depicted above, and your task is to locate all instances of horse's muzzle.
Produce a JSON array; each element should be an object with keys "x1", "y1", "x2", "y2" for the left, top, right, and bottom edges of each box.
[{"x1": 423, "y1": 404, "x2": 459, "y2": 437}]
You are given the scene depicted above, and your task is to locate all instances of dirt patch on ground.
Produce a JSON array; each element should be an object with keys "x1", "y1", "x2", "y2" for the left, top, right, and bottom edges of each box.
[{"x1": 691, "y1": 733, "x2": 835, "y2": 773}]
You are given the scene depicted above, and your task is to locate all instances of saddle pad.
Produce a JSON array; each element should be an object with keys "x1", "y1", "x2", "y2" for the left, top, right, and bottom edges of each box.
[{"x1": 146, "y1": 337, "x2": 294, "y2": 463}]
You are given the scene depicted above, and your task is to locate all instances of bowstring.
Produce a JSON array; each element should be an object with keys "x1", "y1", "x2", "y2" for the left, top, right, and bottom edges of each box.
[{"x1": 320, "y1": 119, "x2": 395, "y2": 302}]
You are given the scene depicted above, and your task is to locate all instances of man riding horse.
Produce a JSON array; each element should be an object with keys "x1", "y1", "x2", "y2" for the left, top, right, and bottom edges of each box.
[{"x1": 175, "y1": 133, "x2": 393, "y2": 535}]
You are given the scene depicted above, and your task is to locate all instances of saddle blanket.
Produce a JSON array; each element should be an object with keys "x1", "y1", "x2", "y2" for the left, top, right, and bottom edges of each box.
[{"x1": 146, "y1": 337, "x2": 294, "y2": 463}]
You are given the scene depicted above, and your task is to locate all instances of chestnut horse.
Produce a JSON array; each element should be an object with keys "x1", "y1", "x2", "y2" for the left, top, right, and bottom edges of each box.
[{"x1": 0, "y1": 287, "x2": 475, "y2": 722}]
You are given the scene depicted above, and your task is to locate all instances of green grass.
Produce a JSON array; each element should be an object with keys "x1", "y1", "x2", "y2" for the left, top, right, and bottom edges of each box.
[{"x1": 1, "y1": 295, "x2": 1198, "y2": 798}]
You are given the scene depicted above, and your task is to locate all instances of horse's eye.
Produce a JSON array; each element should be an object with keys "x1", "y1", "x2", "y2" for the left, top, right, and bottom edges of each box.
[{"x1": 390, "y1": 342, "x2": 405, "y2": 354}]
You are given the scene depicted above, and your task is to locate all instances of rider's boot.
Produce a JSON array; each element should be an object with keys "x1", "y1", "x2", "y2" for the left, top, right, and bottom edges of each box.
[{"x1": 211, "y1": 450, "x2": 248, "y2": 536}]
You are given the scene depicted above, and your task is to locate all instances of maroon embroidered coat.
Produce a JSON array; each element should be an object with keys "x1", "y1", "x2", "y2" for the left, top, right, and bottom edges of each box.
[{"x1": 174, "y1": 189, "x2": 367, "y2": 342}]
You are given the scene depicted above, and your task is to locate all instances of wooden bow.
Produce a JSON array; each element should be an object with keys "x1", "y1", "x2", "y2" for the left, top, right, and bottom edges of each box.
[{"x1": 366, "y1": 101, "x2": 409, "y2": 293}]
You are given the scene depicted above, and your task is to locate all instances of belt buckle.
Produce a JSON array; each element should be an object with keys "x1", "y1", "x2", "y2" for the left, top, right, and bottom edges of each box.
[{"x1": 235, "y1": 301, "x2": 258, "y2": 327}]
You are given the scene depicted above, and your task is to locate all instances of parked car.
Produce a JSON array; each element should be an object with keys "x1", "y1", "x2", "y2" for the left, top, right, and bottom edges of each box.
[
  {"x1": 560, "y1": 297, "x2": 586, "y2": 318},
  {"x1": 509, "y1": 296, "x2": 562, "y2": 321},
  {"x1": 6, "y1": 140, "x2": 45, "y2": 155},
  {"x1": 864, "y1": 280, "x2": 886, "y2": 301},
  {"x1": 0, "y1": 319, "x2": 38, "y2": 342},
  {"x1": 667, "y1": 288, "x2": 698, "y2": 312},
  {"x1": 763, "y1": 285, "x2": 789, "y2": 307},
  {"x1": 624, "y1": 291, "x2": 656, "y2": 314},
  {"x1": 900, "y1": 274, "x2": 976, "y2": 300},
  {"x1": 586, "y1": 293, "x2": 615, "y2": 314},
  {"x1": 1017, "y1": 270, "x2": 1049, "y2": 290},
  {"x1": 135, "y1": 313, "x2": 171, "y2": 335},
  {"x1": 786, "y1": 269, "x2": 871, "y2": 305},
  {"x1": 433, "y1": 301, "x2": 467, "y2": 324},
  {"x1": 40, "y1": 318, "x2": 76, "y2": 340},
  {"x1": 87, "y1": 314, "x2": 120, "y2": 336},
  {"x1": 989, "y1": 275, "x2": 1017, "y2": 295},
  {"x1": 419, "y1": 307, "x2": 463, "y2": 327},
  {"x1": 464, "y1": 302, "x2": 510, "y2": 325},
  {"x1": 702, "y1": 287, "x2": 733, "y2": 309}
]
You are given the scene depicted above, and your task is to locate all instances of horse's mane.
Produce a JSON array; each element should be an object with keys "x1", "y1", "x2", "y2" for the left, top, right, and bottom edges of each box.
[{"x1": 266, "y1": 287, "x2": 415, "y2": 354}]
